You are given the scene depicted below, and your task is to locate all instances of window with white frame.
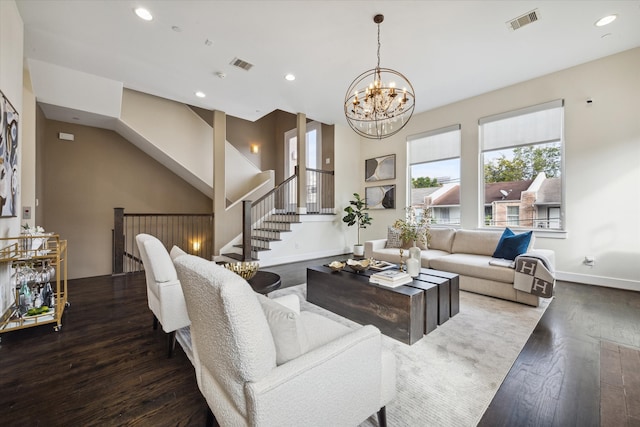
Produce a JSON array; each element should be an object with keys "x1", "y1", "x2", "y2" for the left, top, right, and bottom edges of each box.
[
  {"x1": 480, "y1": 100, "x2": 564, "y2": 230},
  {"x1": 408, "y1": 124, "x2": 461, "y2": 225},
  {"x1": 507, "y1": 206, "x2": 520, "y2": 226}
]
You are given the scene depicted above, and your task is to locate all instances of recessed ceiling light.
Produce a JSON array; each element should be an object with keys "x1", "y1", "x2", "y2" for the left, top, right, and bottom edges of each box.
[
  {"x1": 195, "y1": 91, "x2": 206, "y2": 98},
  {"x1": 595, "y1": 14, "x2": 617, "y2": 27},
  {"x1": 134, "y1": 7, "x2": 153, "y2": 21},
  {"x1": 285, "y1": 74, "x2": 296, "y2": 81}
]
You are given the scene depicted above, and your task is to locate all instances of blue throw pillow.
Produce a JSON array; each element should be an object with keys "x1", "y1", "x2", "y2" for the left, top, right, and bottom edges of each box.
[{"x1": 492, "y1": 228, "x2": 532, "y2": 260}]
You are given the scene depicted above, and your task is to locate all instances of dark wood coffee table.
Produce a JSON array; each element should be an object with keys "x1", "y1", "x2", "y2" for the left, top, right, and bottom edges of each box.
[
  {"x1": 248, "y1": 271, "x2": 281, "y2": 295},
  {"x1": 307, "y1": 265, "x2": 425, "y2": 345},
  {"x1": 404, "y1": 268, "x2": 460, "y2": 329}
]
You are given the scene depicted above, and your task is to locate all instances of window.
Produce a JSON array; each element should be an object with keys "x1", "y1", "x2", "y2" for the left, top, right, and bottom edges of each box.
[
  {"x1": 284, "y1": 122, "x2": 323, "y2": 211},
  {"x1": 480, "y1": 100, "x2": 564, "y2": 230},
  {"x1": 408, "y1": 125, "x2": 461, "y2": 225},
  {"x1": 507, "y1": 206, "x2": 519, "y2": 226}
]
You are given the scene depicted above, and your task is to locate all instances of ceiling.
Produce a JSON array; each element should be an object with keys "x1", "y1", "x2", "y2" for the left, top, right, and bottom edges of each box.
[{"x1": 16, "y1": 1, "x2": 640, "y2": 127}]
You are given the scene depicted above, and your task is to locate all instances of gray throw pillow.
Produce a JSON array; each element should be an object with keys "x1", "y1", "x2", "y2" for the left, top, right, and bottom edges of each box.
[{"x1": 385, "y1": 226, "x2": 403, "y2": 248}]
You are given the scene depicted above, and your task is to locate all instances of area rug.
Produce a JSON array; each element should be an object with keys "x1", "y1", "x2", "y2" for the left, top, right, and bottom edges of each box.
[{"x1": 177, "y1": 284, "x2": 550, "y2": 426}]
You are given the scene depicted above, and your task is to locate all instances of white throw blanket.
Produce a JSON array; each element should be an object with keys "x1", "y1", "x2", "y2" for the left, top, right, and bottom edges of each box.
[{"x1": 513, "y1": 252, "x2": 555, "y2": 298}]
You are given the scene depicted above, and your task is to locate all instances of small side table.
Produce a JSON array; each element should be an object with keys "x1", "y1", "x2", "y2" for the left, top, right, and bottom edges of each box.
[{"x1": 248, "y1": 271, "x2": 282, "y2": 295}]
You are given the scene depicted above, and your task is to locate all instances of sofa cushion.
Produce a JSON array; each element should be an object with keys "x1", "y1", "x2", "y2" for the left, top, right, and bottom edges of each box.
[
  {"x1": 143, "y1": 239, "x2": 178, "y2": 283},
  {"x1": 451, "y1": 229, "x2": 502, "y2": 256},
  {"x1": 428, "y1": 228, "x2": 456, "y2": 252},
  {"x1": 258, "y1": 295, "x2": 309, "y2": 365},
  {"x1": 492, "y1": 228, "x2": 533, "y2": 261},
  {"x1": 419, "y1": 249, "x2": 451, "y2": 268},
  {"x1": 430, "y1": 253, "x2": 515, "y2": 284}
]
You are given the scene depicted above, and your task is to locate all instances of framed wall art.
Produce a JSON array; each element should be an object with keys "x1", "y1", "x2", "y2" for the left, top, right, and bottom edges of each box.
[
  {"x1": 0, "y1": 91, "x2": 19, "y2": 217},
  {"x1": 366, "y1": 185, "x2": 396, "y2": 210},
  {"x1": 365, "y1": 153, "x2": 395, "y2": 182}
]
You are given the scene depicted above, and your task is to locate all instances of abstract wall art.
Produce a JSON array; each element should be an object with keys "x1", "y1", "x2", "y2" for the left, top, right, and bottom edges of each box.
[
  {"x1": 365, "y1": 154, "x2": 395, "y2": 182},
  {"x1": 366, "y1": 185, "x2": 396, "y2": 210},
  {"x1": 0, "y1": 91, "x2": 19, "y2": 217}
]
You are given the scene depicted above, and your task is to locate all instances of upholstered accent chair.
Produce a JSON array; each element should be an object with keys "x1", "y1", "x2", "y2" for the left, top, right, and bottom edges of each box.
[
  {"x1": 173, "y1": 253, "x2": 396, "y2": 427},
  {"x1": 135, "y1": 233, "x2": 190, "y2": 357}
]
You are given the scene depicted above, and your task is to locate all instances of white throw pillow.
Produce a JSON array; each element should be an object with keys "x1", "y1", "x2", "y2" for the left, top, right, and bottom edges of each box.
[
  {"x1": 258, "y1": 295, "x2": 309, "y2": 365},
  {"x1": 170, "y1": 245, "x2": 188, "y2": 261},
  {"x1": 143, "y1": 239, "x2": 178, "y2": 283}
]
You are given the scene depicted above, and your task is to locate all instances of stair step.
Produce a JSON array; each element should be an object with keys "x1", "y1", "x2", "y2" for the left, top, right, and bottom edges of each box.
[
  {"x1": 233, "y1": 244, "x2": 271, "y2": 252},
  {"x1": 251, "y1": 236, "x2": 281, "y2": 242},
  {"x1": 254, "y1": 228, "x2": 292, "y2": 233},
  {"x1": 264, "y1": 220, "x2": 301, "y2": 224},
  {"x1": 221, "y1": 253, "x2": 258, "y2": 261}
]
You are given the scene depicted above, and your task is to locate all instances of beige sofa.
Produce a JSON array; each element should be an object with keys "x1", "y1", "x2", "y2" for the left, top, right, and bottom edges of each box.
[{"x1": 365, "y1": 228, "x2": 555, "y2": 307}]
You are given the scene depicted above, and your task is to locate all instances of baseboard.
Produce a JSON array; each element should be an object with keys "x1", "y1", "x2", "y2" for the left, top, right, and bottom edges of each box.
[{"x1": 556, "y1": 271, "x2": 640, "y2": 292}]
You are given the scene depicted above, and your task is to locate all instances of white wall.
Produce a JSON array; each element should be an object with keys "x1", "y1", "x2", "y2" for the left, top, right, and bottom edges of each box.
[
  {"x1": 358, "y1": 48, "x2": 640, "y2": 290},
  {"x1": 119, "y1": 88, "x2": 213, "y2": 196},
  {"x1": 0, "y1": 0, "x2": 24, "y2": 318}
]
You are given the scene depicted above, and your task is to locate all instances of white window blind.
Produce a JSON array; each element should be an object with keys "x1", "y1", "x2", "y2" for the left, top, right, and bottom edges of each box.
[
  {"x1": 480, "y1": 100, "x2": 563, "y2": 151},
  {"x1": 409, "y1": 124, "x2": 461, "y2": 165}
]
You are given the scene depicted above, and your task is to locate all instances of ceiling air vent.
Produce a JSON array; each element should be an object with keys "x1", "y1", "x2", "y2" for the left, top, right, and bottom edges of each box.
[
  {"x1": 507, "y1": 9, "x2": 540, "y2": 31},
  {"x1": 230, "y1": 57, "x2": 254, "y2": 71}
]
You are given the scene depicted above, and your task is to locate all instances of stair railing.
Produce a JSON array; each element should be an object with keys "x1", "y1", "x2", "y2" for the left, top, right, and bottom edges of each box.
[
  {"x1": 240, "y1": 166, "x2": 335, "y2": 261},
  {"x1": 306, "y1": 167, "x2": 335, "y2": 214},
  {"x1": 243, "y1": 171, "x2": 298, "y2": 261},
  {"x1": 113, "y1": 208, "x2": 214, "y2": 274}
]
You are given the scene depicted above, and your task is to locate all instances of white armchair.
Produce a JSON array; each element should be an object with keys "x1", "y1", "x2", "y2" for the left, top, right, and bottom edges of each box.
[
  {"x1": 174, "y1": 253, "x2": 396, "y2": 427},
  {"x1": 135, "y1": 233, "x2": 190, "y2": 357}
]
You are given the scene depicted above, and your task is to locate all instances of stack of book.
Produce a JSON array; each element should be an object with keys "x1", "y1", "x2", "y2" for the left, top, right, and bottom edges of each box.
[{"x1": 369, "y1": 270, "x2": 413, "y2": 288}]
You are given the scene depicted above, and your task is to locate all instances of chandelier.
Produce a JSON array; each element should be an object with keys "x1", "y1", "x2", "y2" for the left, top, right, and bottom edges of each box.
[{"x1": 344, "y1": 14, "x2": 415, "y2": 139}]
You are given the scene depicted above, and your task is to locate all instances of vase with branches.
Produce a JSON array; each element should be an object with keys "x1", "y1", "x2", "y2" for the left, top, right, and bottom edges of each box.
[
  {"x1": 342, "y1": 193, "x2": 373, "y2": 256},
  {"x1": 393, "y1": 206, "x2": 432, "y2": 247}
]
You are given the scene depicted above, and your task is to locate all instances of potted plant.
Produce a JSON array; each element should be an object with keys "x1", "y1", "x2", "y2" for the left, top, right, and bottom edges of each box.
[{"x1": 342, "y1": 193, "x2": 372, "y2": 256}]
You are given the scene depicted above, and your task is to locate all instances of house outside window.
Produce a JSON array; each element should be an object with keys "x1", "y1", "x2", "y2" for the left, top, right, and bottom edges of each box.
[
  {"x1": 408, "y1": 124, "x2": 461, "y2": 226},
  {"x1": 480, "y1": 100, "x2": 564, "y2": 230},
  {"x1": 507, "y1": 206, "x2": 520, "y2": 226}
]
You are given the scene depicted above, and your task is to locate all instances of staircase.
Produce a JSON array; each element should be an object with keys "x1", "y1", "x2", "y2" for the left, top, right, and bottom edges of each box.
[
  {"x1": 223, "y1": 212, "x2": 301, "y2": 261},
  {"x1": 219, "y1": 166, "x2": 338, "y2": 264}
]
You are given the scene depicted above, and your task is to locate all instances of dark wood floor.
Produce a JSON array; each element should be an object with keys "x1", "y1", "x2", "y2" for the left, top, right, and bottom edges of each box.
[{"x1": 1, "y1": 256, "x2": 639, "y2": 426}]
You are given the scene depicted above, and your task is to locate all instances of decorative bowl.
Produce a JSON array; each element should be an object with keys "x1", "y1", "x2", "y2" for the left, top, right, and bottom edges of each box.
[
  {"x1": 346, "y1": 258, "x2": 370, "y2": 272},
  {"x1": 224, "y1": 261, "x2": 259, "y2": 280},
  {"x1": 328, "y1": 261, "x2": 345, "y2": 272}
]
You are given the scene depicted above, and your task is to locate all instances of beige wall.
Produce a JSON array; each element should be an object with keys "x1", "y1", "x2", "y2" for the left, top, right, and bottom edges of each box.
[
  {"x1": 227, "y1": 112, "x2": 277, "y2": 172},
  {"x1": 39, "y1": 115, "x2": 212, "y2": 279},
  {"x1": 358, "y1": 48, "x2": 640, "y2": 289},
  {"x1": 190, "y1": 106, "x2": 289, "y2": 177}
]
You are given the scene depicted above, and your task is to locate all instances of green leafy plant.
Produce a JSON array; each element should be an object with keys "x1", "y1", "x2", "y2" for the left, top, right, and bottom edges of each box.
[{"x1": 342, "y1": 193, "x2": 372, "y2": 246}]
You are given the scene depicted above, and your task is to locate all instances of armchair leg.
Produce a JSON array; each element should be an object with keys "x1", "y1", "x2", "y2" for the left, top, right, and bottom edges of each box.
[
  {"x1": 205, "y1": 406, "x2": 220, "y2": 427},
  {"x1": 153, "y1": 315, "x2": 158, "y2": 330},
  {"x1": 377, "y1": 406, "x2": 387, "y2": 427},
  {"x1": 167, "y1": 330, "x2": 177, "y2": 358}
]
